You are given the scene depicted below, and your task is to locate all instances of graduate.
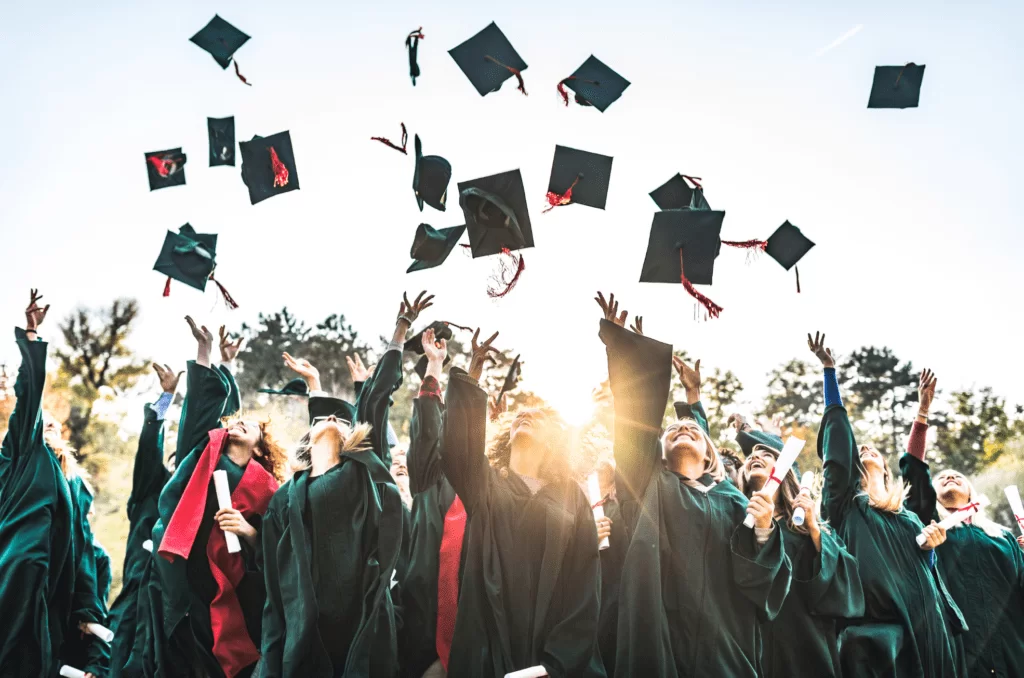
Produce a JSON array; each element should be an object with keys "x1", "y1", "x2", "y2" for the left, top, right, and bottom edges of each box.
[
  {"x1": 260, "y1": 291, "x2": 430, "y2": 677},
  {"x1": 152, "y1": 319, "x2": 285, "y2": 678},
  {"x1": 809, "y1": 332, "x2": 967, "y2": 677},
  {"x1": 439, "y1": 323, "x2": 605, "y2": 677},
  {"x1": 596, "y1": 291, "x2": 791, "y2": 678},
  {"x1": 900, "y1": 369, "x2": 1024, "y2": 677}
]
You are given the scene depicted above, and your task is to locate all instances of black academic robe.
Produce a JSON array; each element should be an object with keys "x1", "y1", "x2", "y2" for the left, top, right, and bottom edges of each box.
[
  {"x1": 260, "y1": 348, "x2": 405, "y2": 677},
  {"x1": 818, "y1": 405, "x2": 966, "y2": 678},
  {"x1": 601, "y1": 320, "x2": 791, "y2": 678},
  {"x1": 109, "y1": 402, "x2": 171, "y2": 677},
  {"x1": 0, "y1": 328, "x2": 76, "y2": 677},
  {"x1": 902, "y1": 453, "x2": 1024, "y2": 677},
  {"x1": 440, "y1": 368, "x2": 605, "y2": 678}
]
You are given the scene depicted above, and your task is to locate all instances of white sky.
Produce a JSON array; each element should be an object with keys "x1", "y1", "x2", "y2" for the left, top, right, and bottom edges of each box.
[{"x1": 1, "y1": 1, "x2": 1022, "y2": 427}]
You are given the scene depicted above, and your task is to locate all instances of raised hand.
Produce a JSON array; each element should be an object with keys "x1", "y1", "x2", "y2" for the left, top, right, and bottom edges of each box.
[
  {"x1": 25, "y1": 289, "x2": 50, "y2": 332},
  {"x1": 629, "y1": 316, "x2": 644, "y2": 336},
  {"x1": 807, "y1": 331, "x2": 835, "y2": 369},
  {"x1": 489, "y1": 393, "x2": 508, "y2": 421},
  {"x1": 186, "y1": 316, "x2": 215, "y2": 367},
  {"x1": 283, "y1": 352, "x2": 322, "y2": 392},
  {"x1": 345, "y1": 354, "x2": 371, "y2": 383},
  {"x1": 746, "y1": 488, "x2": 776, "y2": 530},
  {"x1": 422, "y1": 328, "x2": 448, "y2": 364},
  {"x1": 153, "y1": 363, "x2": 184, "y2": 394},
  {"x1": 469, "y1": 328, "x2": 500, "y2": 381},
  {"x1": 595, "y1": 291, "x2": 628, "y2": 327},
  {"x1": 918, "y1": 368, "x2": 937, "y2": 416},
  {"x1": 672, "y1": 355, "x2": 702, "y2": 403},
  {"x1": 219, "y1": 326, "x2": 244, "y2": 363},
  {"x1": 398, "y1": 290, "x2": 435, "y2": 326},
  {"x1": 918, "y1": 520, "x2": 947, "y2": 551},
  {"x1": 728, "y1": 412, "x2": 752, "y2": 433}
]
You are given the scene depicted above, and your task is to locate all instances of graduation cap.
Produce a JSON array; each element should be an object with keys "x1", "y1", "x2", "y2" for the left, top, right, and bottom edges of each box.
[
  {"x1": 640, "y1": 210, "x2": 725, "y2": 318},
  {"x1": 735, "y1": 429, "x2": 784, "y2": 456},
  {"x1": 557, "y1": 55, "x2": 631, "y2": 112},
  {"x1": 240, "y1": 131, "x2": 299, "y2": 205},
  {"x1": 449, "y1": 22, "x2": 528, "y2": 97},
  {"x1": 765, "y1": 220, "x2": 814, "y2": 292},
  {"x1": 649, "y1": 174, "x2": 711, "y2": 211},
  {"x1": 190, "y1": 15, "x2": 252, "y2": 85},
  {"x1": 406, "y1": 27, "x2": 424, "y2": 85},
  {"x1": 868, "y1": 63, "x2": 925, "y2": 109},
  {"x1": 309, "y1": 396, "x2": 357, "y2": 426},
  {"x1": 404, "y1": 320, "x2": 458, "y2": 379},
  {"x1": 408, "y1": 223, "x2": 466, "y2": 273},
  {"x1": 144, "y1": 148, "x2": 186, "y2": 191},
  {"x1": 545, "y1": 145, "x2": 614, "y2": 212},
  {"x1": 498, "y1": 354, "x2": 521, "y2": 400},
  {"x1": 458, "y1": 169, "x2": 533, "y2": 297},
  {"x1": 258, "y1": 378, "x2": 309, "y2": 397},
  {"x1": 153, "y1": 224, "x2": 238, "y2": 308},
  {"x1": 371, "y1": 122, "x2": 409, "y2": 154},
  {"x1": 413, "y1": 135, "x2": 451, "y2": 212},
  {"x1": 208, "y1": 117, "x2": 235, "y2": 166}
]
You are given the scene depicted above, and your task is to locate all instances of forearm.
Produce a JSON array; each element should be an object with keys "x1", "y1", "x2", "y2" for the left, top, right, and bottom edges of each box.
[
  {"x1": 907, "y1": 420, "x2": 928, "y2": 461},
  {"x1": 424, "y1": 357, "x2": 444, "y2": 383},
  {"x1": 823, "y1": 367, "x2": 842, "y2": 408},
  {"x1": 390, "y1": 318, "x2": 412, "y2": 348}
]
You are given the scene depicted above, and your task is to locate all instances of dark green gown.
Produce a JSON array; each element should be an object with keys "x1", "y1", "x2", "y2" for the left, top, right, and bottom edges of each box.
[
  {"x1": 902, "y1": 452, "x2": 1024, "y2": 677},
  {"x1": 440, "y1": 368, "x2": 605, "y2": 678},
  {"x1": 95, "y1": 541, "x2": 112, "y2": 609},
  {"x1": 109, "y1": 402, "x2": 171, "y2": 677},
  {"x1": 0, "y1": 328, "x2": 76, "y2": 677},
  {"x1": 818, "y1": 405, "x2": 967, "y2": 677},
  {"x1": 602, "y1": 320, "x2": 791, "y2": 678},
  {"x1": 260, "y1": 348, "x2": 405, "y2": 677}
]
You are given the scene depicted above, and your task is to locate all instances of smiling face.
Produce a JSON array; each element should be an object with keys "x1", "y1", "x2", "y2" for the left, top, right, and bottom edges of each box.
[
  {"x1": 42, "y1": 413, "x2": 62, "y2": 440},
  {"x1": 227, "y1": 419, "x2": 263, "y2": 448},
  {"x1": 510, "y1": 409, "x2": 556, "y2": 448},
  {"x1": 742, "y1": 445, "x2": 779, "y2": 492},
  {"x1": 310, "y1": 415, "x2": 348, "y2": 447},
  {"x1": 859, "y1": 445, "x2": 885, "y2": 474},
  {"x1": 662, "y1": 419, "x2": 709, "y2": 464},
  {"x1": 391, "y1": 449, "x2": 408, "y2": 479},
  {"x1": 934, "y1": 469, "x2": 971, "y2": 507}
]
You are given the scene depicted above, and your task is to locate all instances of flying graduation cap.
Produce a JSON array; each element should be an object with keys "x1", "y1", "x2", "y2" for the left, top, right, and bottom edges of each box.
[
  {"x1": 190, "y1": 15, "x2": 252, "y2": 85},
  {"x1": 153, "y1": 224, "x2": 238, "y2": 308},
  {"x1": 208, "y1": 117, "x2": 235, "y2": 166},
  {"x1": 868, "y1": 63, "x2": 925, "y2": 109},
  {"x1": 458, "y1": 169, "x2": 533, "y2": 297},
  {"x1": 240, "y1": 131, "x2": 299, "y2": 205},
  {"x1": 144, "y1": 148, "x2": 187, "y2": 191},
  {"x1": 404, "y1": 320, "x2": 460, "y2": 379},
  {"x1": 449, "y1": 22, "x2": 528, "y2": 97},
  {"x1": 413, "y1": 135, "x2": 452, "y2": 212},
  {"x1": 259, "y1": 378, "x2": 309, "y2": 397},
  {"x1": 498, "y1": 354, "x2": 521, "y2": 401},
  {"x1": 545, "y1": 145, "x2": 614, "y2": 212},
  {"x1": 557, "y1": 55, "x2": 631, "y2": 112},
  {"x1": 406, "y1": 27, "x2": 425, "y2": 85},
  {"x1": 408, "y1": 223, "x2": 466, "y2": 273},
  {"x1": 765, "y1": 221, "x2": 814, "y2": 292},
  {"x1": 649, "y1": 174, "x2": 711, "y2": 211},
  {"x1": 640, "y1": 210, "x2": 725, "y2": 318}
]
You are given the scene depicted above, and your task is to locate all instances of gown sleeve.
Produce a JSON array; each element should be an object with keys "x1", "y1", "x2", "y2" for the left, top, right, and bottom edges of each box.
[
  {"x1": 729, "y1": 522, "x2": 792, "y2": 622},
  {"x1": 127, "y1": 403, "x2": 171, "y2": 525},
  {"x1": 173, "y1": 361, "x2": 231, "y2": 468},
  {"x1": 439, "y1": 368, "x2": 490, "y2": 513},
  {"x1": 0, "y1": 328, "x2": 48, "y2": 472},
  {"x1": 898, "y1": 421, "x2": 938, "y2": 526},
  {"x1": 673, "y1": 400, "x2": 710, "y2": 435},
  {"x1": 70, "y1": 481, "x2": 111, "y2": 676},
  {"x1": 407, "y1": 383, "x2": 444, "y2": 496},
  {"x1": 216, "y1": 363, "x2": 242, "y2": 418},
  {"x1": 816, "y1": 369, "x2": 860, "y2": 526},
  {"x1": 795, "y1": 528, "x2": 866, "y2": 619},
  {"x1": 258, "y1": 503, "x2": 286, "y2": 678},
  {"x1": 356, "y1": 348, "x2": 404, "y2": 465}
]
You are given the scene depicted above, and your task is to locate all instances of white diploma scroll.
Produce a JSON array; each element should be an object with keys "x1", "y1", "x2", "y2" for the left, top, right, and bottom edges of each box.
[
  {"x1": 1005, "y1": 485, "x2": 1024, "y2": 537},
  {"x1": 916, "y1": 496, "x2": 990, "y2": 546},
  {"x1": 588, "y1": 472, "x2": 610, "y2": 551},
  {"x1": 792, "y1": 471, "x2": 816, "y2": 527},
  {"x1": 60, "y1": 666, "x2": 87, "y2": 678},
  {"x1": 84, "y1": 622, "x2": 114, "y2": 643},
  {"x1": 142, "y1": 539, "x2": 153, "y2": 553},
  {"x1": 744, "y1": 437, "x2": 806, "y2": 528},
  {"x1": 505, "y1": 667, "x2": 548, "y2": 678},
  {"x1": 213, "y1": 469, "x2": 242, "y2": 554}
]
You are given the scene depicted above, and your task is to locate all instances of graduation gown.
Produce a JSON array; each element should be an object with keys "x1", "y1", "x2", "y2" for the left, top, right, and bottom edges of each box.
[
  {"x1": 602, "y1": 320, "x2": 791, "y2": 678},
  {"x1": 440, "y1": 368, "x2": 605, "y2": 678},
  {"x1": 0, "y1": 328, "x2": 76, "y2": 677},
  {"x1": 260, "y1": 348, "x2": 405, "y2": 677},
  {"x1": 818, "y1": 405, "x2": 966, "y2": 678},
  {"x1": 902, "y1": 453, "x2": 1024, "y2": 677},
  {"x1": 109, "y1": 403, "x2": 171, "y2": 677}
]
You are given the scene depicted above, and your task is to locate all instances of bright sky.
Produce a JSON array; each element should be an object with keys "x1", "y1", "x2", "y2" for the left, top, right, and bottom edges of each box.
[{"x1": 1, "y1": 1, "x2": 1022, "y2": 427}]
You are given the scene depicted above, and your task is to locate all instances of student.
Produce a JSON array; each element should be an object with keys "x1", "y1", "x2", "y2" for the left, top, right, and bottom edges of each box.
[
  {"x1": 596, "y1": 292, "x2": 791, "y2": 678},
  {"x1": 900, "y1": 369, "x2": 1024, "y2": 678},
  {"x1": 153, "y1": 319, "x2": 285, "y2": 678},
  {"x1": 810, "y1": 332, "x2": 966, "y2": 677},
  {"x1": 260, "y1": 291, "x2": 430, "y2": 677}
]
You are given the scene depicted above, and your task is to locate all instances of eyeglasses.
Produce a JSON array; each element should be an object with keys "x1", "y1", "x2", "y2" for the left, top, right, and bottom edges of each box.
[{"x1": 311, "y1": 416, "x2": 352, "y2": 428}]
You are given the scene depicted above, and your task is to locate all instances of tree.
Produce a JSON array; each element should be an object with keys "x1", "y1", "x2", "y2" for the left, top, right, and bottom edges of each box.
[
  {"x1": 841, "y1": 346, "x2": 918, "y2": 455},
  {"x1": 761, "y1": 359, "x2": 823, "y2": 428},
  {"x1": 667, "y1": 350, "x2": 743, "y2": 445},
  {"x1": 53, "y1": 299, "x2": 147, "y2": 456},
  {"x1": 930, "y1": 387, "x2": 1022, "y2": 476}
]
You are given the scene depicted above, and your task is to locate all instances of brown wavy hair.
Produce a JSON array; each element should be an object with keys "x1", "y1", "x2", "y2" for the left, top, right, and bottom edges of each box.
[
  {"x1": 488, "y1": 407, "x2": 573, "y2": 484},
  {"x1": 738, "y1": 444, "x2": 808, "y2": 534},
  {"x1": 223, "y1": 414, "x2": 288, "y2": 482}
]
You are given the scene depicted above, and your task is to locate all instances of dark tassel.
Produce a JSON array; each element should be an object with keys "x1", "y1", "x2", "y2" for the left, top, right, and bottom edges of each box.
[
  {"x1": 679, "y1": 250, "x2": 723, "y2": 319},
  {"x1": 795, "y1": 266, "x2": 801, "y2": 294},
  {"x1": 894, "y1": 62, "x2": 916, "y2": 88},
  {"x1": 441, "y1": 321, "x2": 473, "y2": 332},
  {"x1": 488, "y1": 248, "x2": 525, "y2": 298},
  {"x1": 543, "y1": 174, "x2": 581, "y2": 213},
  {"x1": 557, "y1": 77, "x2": 600, "y2": 106},
  {"x1": 210, "y1": 276, "x2": 239, "y2": 309},
  {"x1": 163, "y1": 277, "x2": 172, "y2": 298},
  {"x1": 484, "y1": 55, "x2": 527, "y2": 96},
  {"x1": 233, "y1": 60, "x2": 251, "y2": 86},
  {"x1": 406, "y1": 28, "x2": 424, "y2": 86},
  {"x1": 270, "y1": 147, "x2": 289, "y2": 188},
  {"x1": 370, "y1": 123, "x2": 409, "y2": 154}
]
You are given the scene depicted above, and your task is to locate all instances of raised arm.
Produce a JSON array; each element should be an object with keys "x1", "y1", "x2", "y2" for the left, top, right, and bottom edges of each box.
[
  {"x1": 216, "y1": 326, "x2": 244, "y2": 418},
  {"x1": 127, "y1": 365, "x2": 178, "y2": 524},
  {"x1": 1, "y1": 290, "x2": 50, "y2": 468},
  {"x1": 671, "y1": 356, "x2": 709, "y2": 435},
  {"x1": 408, "y1": 328, "x2": 446, "y2": 495},
  {"x1": 809, "y1": 332, "x2": 858, "y2": 525},
  {"x1": 70, "y1": 479, "x2": 111, "y2": 677},
  {"x1": 900, "y1": 369, "x2": 939, "y2": 525},
  {"x1": 174, "y1": 317, "x2": 231, "y2": 467}
]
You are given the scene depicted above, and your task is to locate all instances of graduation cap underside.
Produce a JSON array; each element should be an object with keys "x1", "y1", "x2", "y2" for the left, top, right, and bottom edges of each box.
[
  {"x1": 408, "y1": 223, "x2": 466, "y2": 273},
  {"x1": 458, "y1": 169, "x2": 533, "y2": 258},
  {"x1": 413, "y1": 135, "x2": 451, "y2": 212},
  {"x1": 559, "y1": 55, "x2": 631, "y2": 112},
  {"x1": 405, "y1": 321, "x2": 455, "y2": 378},
  {"x1": 208, "y1": 117, "x2": 235, "y2": 167},
  {"x1": 144, "y1": 148, "x2": 186, "y2": 191},
  {"x1": 868, "y1": 64, "x2": 925, "y2": 109},
  {"x1": 546, "y1": 145, "x2": 613, "y2": 211},
  {"x1": 240, "y1": 131, "x2": 299, "y2": 205},
  {"x1": 649, "y1": 174, "x2": 710, "y2": 211},
  {"x1": 449, "y1": 22, "x2": 528, "y2": 97}
]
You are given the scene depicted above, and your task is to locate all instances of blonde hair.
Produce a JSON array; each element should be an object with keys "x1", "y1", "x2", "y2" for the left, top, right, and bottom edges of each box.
[
  {"x1": 487, "y1": 407, "x2": 573, "y2": 484},
  {"x1": 859, "y1": 453, "x2": 908, "y2": 514},
  {"x1": 934, "y1": 472, "x2": 1008, "y2": 540},
  {"x1": 43, "y1": 412, "x2": 81, "y2": 481},
  {"x1": 660, "y1": 418, "x2": 726, "y2": 483},
  {"x1": 292, "y1": 421, "x2": 373, "y2": 471}
]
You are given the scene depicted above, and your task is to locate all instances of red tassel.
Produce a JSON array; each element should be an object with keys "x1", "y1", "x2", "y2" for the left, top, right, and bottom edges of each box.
[
  {"x1": 370, "y1": 123, "x2": 409, "y2": 154},
  {"x1": 406, "y1": 27, "x2": 425, "y2": 42},
  {"x1": 680, "y1": 175, "x2": 703, "y2": 189},
  {"x1": 795, "y1": 266, "x2": 801, "y2": 294},
  {"x1": 148, "y1": 155, "x2": 177, "y2": 178},
  {"x1": 210, "y1": 276, "x2": 239, "y2": 309},
  {"x1": 484, "y1": 55, "x2": 528, "y2": 96},
  {"x1": 233, "y1": 60, "x2": 251, "y2": 86},
  {"x1": 543, "y1": 174, "x2": 581, "y2": 213},
  {"x1": 163, "y1": 277, "x2": 172, "y2": 298},
  {"x1": 721, "y1": 239, "x2": 767, "y2": 251},
  {"x1": 270, "y1": 147, "x2": 289, "y2": 188},
  {"x1": 556, "y1": 77, "x2": 601, "y2": 106},
  {"x1": 679, "y1": 250, "x2": 723, "y2": 319},
  {"x1": 487, "y1": 248, "x2": 525, "y2": 298}
]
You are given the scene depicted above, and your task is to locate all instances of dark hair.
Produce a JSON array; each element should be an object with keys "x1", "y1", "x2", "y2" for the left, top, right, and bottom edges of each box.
[
  {"x1": 488, "y1": 407, "x2": 572, "y2": 484},
  {"x1": 738, "y1": 445, "x2": 808, "y2": 534}
]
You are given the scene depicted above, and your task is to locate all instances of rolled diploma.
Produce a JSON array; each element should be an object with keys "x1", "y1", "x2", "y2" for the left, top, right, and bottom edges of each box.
[
  {"x1": 792, "y1": 471, "x2": 816, "y2": 526},
  {"x1": 142, "y1": 539, "x2": 153, "y2": 553},
  {"x1": 744, "y1": 436, "x2": 805, "y2": 528},
  {"x1": 588, "y1": 473, "x2": 609, "y2": 550},
  {"x1": 505, "y1": 667, "x2": 548, "y2": 678},
  {"x1": 84, "y1": 621, "x2": 114, "y2": 643},
  {"x1": 213, "y1": 469, "x2": 241, "y2": 554},
  {"x1": 60, "y1": 666, "x2": 87, "y2": 678},
  {"x1": 916, "y1": 496, "x2": 990, "y2": 546},
  {"x1": 1005, "y1": 485, "x2": 1024, "y2": 537}
]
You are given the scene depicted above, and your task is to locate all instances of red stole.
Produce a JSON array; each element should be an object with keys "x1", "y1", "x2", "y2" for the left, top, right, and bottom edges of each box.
[
  {"x1": 158, "y1": 428, "x2": 279, "y2": 677},
  {"x1": 435, "y1": 494, "x2": 467, "y2": 669}
]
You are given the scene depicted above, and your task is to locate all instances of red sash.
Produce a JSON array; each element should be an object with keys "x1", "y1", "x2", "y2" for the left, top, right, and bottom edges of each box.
[{"x1": 435, "y1": 494, "x2": 466, "y2": 669}]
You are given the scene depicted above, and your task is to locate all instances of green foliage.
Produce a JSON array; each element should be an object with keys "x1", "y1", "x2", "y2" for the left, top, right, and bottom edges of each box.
[
  {"x1": 761, "y1": 359, "x2": 823, "y2": 428},
  {"x1": 840, "y1": 346, "x2": 918, "y2": 455},
  {"x1": 930, "y1": 388, "x2": 1023, "y2": 476}
]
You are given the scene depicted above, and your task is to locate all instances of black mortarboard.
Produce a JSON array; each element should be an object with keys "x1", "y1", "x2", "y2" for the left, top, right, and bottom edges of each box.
[
  {"x1": 413, "y1": 135, "x2": 451, "y2": 212},
  {"x1": 190, "y1": 15, "x2": 250, "y2": 69},
  {"x1": 449, "y1": 22, "x2": 528, "y2": 97},
  {"x1": 649, "y1": 174, "x2": 711, "y2": 211},
  {"x1": 308, "y1": 396, "x2": 357, "y2": 425},
  {"x1": 558, "y1": 55, "x2": 631, "y2": 112},
  {"x1": 239, "y1": 131, "x2": 299, "y2": 205},
  {"x1": 765, "y1": 221, "x2": 815, "y2": 271},
  {"x1": 408, "y1": 223, "x2": 466, "y2": 273},
  {"x1": 153, "y1": 224, "x2": 218, "y2": 291},
  {"x1": 640, "y1": 210, "x2": 726, "y2": 317},
  {"x1": 259, "y1": 378, "x2": 309, "y2": 397},
  {"x1": 868, "y1": 63, "x2": 925, "y2": 109},
  {"x1": 545, "y1": 145, "x2": 613, "y2": 211},
  {"x1": 498, "y1": 354, "x2": 521, "y2": 400},
  {"x1": 406, "y1": 27, "x2": 424, "y2": 86},
  {"x1": 458, "y1": 169, "x2": 534, "y2": 258},
  {"x1": 144, "y1": 148, "x2": 186, "y2": 191},
  {"x1": 404, "y1": 321, "x2": 454, "y2": 379},
  {"x1": 208, "y1": 117, "x2": 235, "y2": 167}
]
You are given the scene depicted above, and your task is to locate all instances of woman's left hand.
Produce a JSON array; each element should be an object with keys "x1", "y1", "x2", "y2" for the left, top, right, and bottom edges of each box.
[
  {"x1": 918, "y1": 520, "x2": 947, "y2": 551},
  {"x1": 219, "y1": 326, "x2": 244, "y2": 363},
  {"x1": 746, "y1": 489, "x2": 776, "y2": 530},
  {"x1": 215, "y1": 508, "x2": 257, "y2": 543},
  {"x1": 596, "y1": 516, "x2": 613, "y2": 542}
]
